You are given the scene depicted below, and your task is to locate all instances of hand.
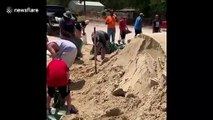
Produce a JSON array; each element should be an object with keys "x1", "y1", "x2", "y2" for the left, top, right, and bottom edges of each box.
[
  {"x1": 47, "y1": 54, "x2": 52, "y2": 57},
  {"x1": 51, "y1": 56, "x2": 55, "y2": 60},
  {"x1": 106, "y1": 21, "x2": 111, "y2": 24}
]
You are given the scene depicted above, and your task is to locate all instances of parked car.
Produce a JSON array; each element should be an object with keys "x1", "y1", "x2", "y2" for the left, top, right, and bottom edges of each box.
[
  {"x1": 46, "y1": 5, "x2": 66, "y2": 26},
  {"x1": 46, "y1": 5, "x2": 78, "y2": 26}
]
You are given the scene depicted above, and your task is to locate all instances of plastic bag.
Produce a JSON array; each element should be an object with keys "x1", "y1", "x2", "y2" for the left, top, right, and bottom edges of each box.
[{"x1": 82, "y1": 34, "x2": 87, "y2": 45}]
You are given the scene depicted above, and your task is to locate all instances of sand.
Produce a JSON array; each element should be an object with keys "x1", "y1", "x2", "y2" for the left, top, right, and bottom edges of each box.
[{"x1": 47, "y1": 31, "x2": 166, "y2": 120}]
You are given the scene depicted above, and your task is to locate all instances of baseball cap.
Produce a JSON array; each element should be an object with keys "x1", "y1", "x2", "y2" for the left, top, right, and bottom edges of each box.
[{"x1": 139, "y1": 13, "x2": 144, "y2": 16}]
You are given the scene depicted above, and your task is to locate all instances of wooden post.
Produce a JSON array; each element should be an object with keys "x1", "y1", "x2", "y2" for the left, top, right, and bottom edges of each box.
[{"x1": 94, "y1": 27, "x2": 97, "y2": 74}]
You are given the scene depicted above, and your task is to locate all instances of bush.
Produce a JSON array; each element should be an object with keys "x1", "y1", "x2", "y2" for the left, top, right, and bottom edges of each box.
[{"x1": 101, "y1": 10, "x2": 107, "y2": 18}]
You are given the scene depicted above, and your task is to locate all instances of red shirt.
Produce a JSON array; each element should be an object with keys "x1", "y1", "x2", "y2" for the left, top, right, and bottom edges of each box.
[
  {"x1": 119, "y1": 19, "x2": 126, "y2": 31},
  {"x1": 47, "y1": 59, "x2": 69, "y2": 87},
  {"x1": 105, "y1": 15, "x2": 116, "y2": 28}
]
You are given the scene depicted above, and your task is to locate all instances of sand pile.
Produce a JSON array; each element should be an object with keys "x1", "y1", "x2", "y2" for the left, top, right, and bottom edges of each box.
[{"x1": 57, "y1": 36, "x2": 167, "y2": 120}]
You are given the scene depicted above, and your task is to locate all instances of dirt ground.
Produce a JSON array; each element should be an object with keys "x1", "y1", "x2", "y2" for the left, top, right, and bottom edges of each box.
[{"x1": 47, "y1": 23, "x2": 166, "y2": 120}]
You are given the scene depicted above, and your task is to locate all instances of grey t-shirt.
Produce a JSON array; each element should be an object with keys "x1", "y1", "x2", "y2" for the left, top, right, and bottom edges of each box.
[
  {"x1": 59, "y1": 17, "x2": 75, "y2": 40},
  {"x1": 92, "y1": 30, "x2": 109, "y2": 43},
  {"x1": 48, "y1": 38, "x2": 77, "y2": 58}
]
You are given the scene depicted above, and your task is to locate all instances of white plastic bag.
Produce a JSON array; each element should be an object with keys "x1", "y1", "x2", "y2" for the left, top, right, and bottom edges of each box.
[
  {"x1": 82, "y1": 34, "x2": 87, "y2": 45},
  {"x1": 47, "y1": 50, "x2": 51, "y2": 56}
]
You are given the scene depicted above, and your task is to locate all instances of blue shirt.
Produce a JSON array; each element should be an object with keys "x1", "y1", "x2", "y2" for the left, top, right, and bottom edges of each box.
[{"x1": 134, "y1": 16, "x2": 143, "y2": 30}]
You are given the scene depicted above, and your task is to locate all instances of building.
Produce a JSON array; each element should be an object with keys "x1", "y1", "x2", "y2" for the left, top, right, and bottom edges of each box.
[
  {"x1": 68, "y1": 0, "x2": 105, "y2": 14},
  {"x1": 115, "y1": 8, "x2": 139, "y2": 25}
]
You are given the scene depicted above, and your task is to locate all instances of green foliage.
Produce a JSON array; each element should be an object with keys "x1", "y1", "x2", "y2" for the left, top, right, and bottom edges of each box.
[
  {"x1": 149, "y1": 0, "x2": 166, "y2": 18},
  {"x1": 101, "y1": 10, "x2": 106, "y2": 18}
]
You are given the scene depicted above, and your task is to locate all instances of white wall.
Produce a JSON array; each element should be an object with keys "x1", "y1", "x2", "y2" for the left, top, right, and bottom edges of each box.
[{"x1": 68, "y1": 1, "x2": 104, "y2": 14}]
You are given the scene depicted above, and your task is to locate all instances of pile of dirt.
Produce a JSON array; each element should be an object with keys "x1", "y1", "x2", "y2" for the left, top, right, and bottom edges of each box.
[{"x1": 61, "y1": 35, "x2": 167, "y2": 120}]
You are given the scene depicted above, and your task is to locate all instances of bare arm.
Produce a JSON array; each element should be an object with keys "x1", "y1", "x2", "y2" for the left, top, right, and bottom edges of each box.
[
  {"x1": 47, "y1": 43, "x2": 57, "y2": 59},
  {"x1": 105, "y1": 17, "x2": 111, "y2": 24},
  {"x1": 82, "y1": 27, "x2": 86, "y2": 35}
]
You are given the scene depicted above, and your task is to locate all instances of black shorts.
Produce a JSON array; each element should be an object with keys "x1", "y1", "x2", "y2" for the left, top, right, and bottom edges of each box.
[
  {"x1": 153, "y1": 27, "x2": 160, "y2": 33},
  {"x1": 135, "y1": 29, "x2": 142, "y2": 36},
  {"x1": 47, "y1": 84, "x2": 70, "y2": 98},
  {"x1": 120, "y1": 32, "x2": 126, "y2": 39}
]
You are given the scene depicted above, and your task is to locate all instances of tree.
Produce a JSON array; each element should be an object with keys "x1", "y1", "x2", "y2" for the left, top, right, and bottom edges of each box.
[{"x1": 149, "y1": 0, "x2": 166, "y2": 18}]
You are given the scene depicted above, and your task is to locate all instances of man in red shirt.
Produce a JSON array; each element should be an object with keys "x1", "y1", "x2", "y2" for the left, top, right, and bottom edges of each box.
[{"x1": 47, "y1": 59, "x2": 77, "y2": 114}]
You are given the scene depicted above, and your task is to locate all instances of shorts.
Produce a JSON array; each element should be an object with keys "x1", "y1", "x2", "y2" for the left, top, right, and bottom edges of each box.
[
  {"x1": 47, "y1": 84, "x2": 70, "y2": 98},
  {"x1": 135, "y1": 29, "x2": 142, "y2": 36},
  {"x1": 153, "y1": 27, "x2": 160, "y2": 33},
  {"x1": 120, "y1": 32, "x2": 126, "y2": 39},
  {"x1": 61, "y1": 49, "x2": 77, "y2": 68}
]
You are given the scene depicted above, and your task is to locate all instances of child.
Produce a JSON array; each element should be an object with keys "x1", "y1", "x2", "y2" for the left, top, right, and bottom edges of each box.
[
  {"x1": 119, "y1": 16, "x2": 129, "y2": 45},
  {"x1": 47, "y1": 59, "x2": 77, "y2": 114}
]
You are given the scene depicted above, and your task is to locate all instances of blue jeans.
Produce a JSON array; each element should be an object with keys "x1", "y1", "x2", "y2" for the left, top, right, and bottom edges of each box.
[{"x1": 107, "y1": 28, "x2": 116, "y2": 43}]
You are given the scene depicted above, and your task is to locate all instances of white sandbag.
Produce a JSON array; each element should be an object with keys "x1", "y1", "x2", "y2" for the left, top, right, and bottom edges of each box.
[{"x1": 82, "y1": 34, "x2": 87, "y2": 45}]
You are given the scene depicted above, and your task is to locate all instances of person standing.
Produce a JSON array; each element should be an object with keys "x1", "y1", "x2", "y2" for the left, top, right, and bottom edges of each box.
[
  {"x1": 134, "y1": 13, "x2": 144, "y2": 37},
  {"x1": 119, "y1": 16, "x2": 129, "y2": 44},
  {"x1": 152, "y1": 14, "x2": 161, "y2": 33},
  {"x1": 105, "y1": 10, "x2": 117, "y2": 44},
  {"x1": 59, "y1": 11, "x2": 76, "y2": 41}
]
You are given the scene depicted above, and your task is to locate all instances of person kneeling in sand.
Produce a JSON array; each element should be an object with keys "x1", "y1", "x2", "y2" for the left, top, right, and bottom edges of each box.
[
  {"x1": 47, "y1": 38, "x2": 77, "y2": 68},
  {"x1": 47, "y1": 59, "x2": 78, "y2": 114}
]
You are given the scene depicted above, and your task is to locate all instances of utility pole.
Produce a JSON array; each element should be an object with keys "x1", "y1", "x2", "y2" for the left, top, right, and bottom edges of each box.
[
  {"x1": 79, "y1": 0, "x2": 86, "y2": 15},
  {"x1": 84, "y1": 0, "x2": 86, "y2": 14}
]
